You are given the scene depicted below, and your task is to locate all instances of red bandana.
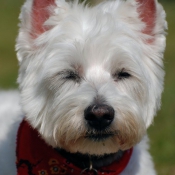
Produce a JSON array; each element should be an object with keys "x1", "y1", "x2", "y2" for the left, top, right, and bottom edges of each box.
[{"x1": 16, "y1": 120, "x2": 133, "y2": 175}]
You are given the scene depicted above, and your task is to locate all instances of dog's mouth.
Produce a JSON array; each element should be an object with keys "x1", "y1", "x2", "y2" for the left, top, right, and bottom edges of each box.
[{"x1": 85, "y1": 131, "x2": 117, "y2": 141}]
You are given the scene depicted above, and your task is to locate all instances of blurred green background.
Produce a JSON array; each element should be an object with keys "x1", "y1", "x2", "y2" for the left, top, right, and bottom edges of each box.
[{"x1": 0, "y1": 0, "x2": 174, "y2": 174}]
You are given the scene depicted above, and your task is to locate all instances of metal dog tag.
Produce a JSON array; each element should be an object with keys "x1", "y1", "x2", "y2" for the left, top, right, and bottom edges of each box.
[{"x1": 80, "y1": 168, "x2": 98, "y2": 175}]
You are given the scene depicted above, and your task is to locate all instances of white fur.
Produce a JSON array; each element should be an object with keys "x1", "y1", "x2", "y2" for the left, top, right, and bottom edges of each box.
[
  {"x1": 0, "y1": 91, "x2": 23, "y2": 174},
  {"x1": 0, "y1": 0, "x2": 167, "y2": 174}
]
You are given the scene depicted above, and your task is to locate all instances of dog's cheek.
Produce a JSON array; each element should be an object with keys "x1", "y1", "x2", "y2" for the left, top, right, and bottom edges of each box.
[{"x1": 113, "y1": 110, "x2": 146, "y2": 150}]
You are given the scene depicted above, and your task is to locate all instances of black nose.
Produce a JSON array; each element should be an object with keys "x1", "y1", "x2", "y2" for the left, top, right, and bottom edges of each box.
[{"x1": 84, "y1": 104, "x2": 114, "y2": 130}]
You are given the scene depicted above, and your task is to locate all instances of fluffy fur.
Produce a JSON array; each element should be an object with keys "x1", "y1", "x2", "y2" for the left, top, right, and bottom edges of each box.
[{"x1": 0, "y1": 0, "x2": 167, "y2": 174}]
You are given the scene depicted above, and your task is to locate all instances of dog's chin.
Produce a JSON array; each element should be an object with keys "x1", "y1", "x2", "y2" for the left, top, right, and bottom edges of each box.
[
  {"x1": 84, "y1": 132, "x2": 115, "y2": 142},
  {"x1": 56, "y1": 134, "x2": 129, "y2": 169},
  {"x1": 57, "y1": 129, "x2": 138, "y2": 155},
  {"x1": 58, "y1": 134, "x2": 121, "y2": 156}
]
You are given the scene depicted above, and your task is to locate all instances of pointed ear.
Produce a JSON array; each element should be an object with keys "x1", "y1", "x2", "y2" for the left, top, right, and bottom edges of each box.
[
  {"x1": 31, "y1": 0, "x2": 56, "y2": 37},
  {"x1": 20, "y1": 0, "x2": 55, "y2": 38},
  {"x1": 136, "y1": 0, "x2": 156, "y2": 35}
]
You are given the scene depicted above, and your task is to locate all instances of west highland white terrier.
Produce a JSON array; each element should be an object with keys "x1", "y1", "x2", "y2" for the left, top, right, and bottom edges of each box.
[{"x1": 0, "y1": 0, "x2": 167, "y2": 174}]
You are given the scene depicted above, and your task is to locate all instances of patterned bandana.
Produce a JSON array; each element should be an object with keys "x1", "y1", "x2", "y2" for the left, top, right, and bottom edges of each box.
[{"x1": 16, "y1": 120, "x2": 133, "y2": 175}]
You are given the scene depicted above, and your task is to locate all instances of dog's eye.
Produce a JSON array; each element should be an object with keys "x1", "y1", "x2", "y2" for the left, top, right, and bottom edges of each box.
[
  {"x1": 118, "y1": 71, "x2": 131, "y2": 79},
  {"x1": 59, "y1": 70, "x2": 80, "y2": 82},
  {"x1": 65, "y1": 71, "x2": 79, "y2": 79},
  {"x1": 113, "y1": 69, "x2": 131, "y2": 81}
]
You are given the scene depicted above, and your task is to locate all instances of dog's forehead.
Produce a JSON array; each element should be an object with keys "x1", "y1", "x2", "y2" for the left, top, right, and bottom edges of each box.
[
  {"x1": 43, "y1": 25, "x2": 143, "y2": 75},
  {"x1": 46, "y1": 1, "x2": 140, "y2": 45},
  {"x1": 41, "y1": 2, "x2": 145, "y2": 74},
  {"x1": 46, "y1": 14, "x2": 142, "y2": 60}
]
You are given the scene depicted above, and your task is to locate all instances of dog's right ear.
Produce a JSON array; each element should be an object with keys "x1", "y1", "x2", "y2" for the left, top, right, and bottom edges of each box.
[
  {"x1": 17, "y1": 0, "x2": 68, "y2": 62},
  {"x1": 19, "y1": 0, "x2": 57, "y2": 38},
  {"x1": 18, "y1": 0, "x2": 69, "y2": 38},
  {"x1": 31, "y1": 0, "x2": 56, "y2": 38}
]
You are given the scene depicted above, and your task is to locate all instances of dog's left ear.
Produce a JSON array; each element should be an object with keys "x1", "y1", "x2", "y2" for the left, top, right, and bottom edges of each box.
[
  {"x1": 135, "y1": 0, "x2": 167, "y2": 42},
  {"x1": 136, "y1": 0, "x2": 156, "y2": 36}
]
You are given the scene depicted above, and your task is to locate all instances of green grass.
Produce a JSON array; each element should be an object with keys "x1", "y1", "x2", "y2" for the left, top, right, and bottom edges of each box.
[
  {"x1": 148, "y1": 2, "x2": 175, "y2": 174},
  {"x1": 0, "y1": 0, "x2": 23, "y2": 88},
  {"x1": 0, "y1": 1, "x2": 175, "y2": 174}
]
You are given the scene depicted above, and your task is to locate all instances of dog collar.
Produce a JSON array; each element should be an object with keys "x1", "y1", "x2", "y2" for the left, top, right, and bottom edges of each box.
[{"x1": 16, "y1": 120, "x2": 133, "y2": 175}]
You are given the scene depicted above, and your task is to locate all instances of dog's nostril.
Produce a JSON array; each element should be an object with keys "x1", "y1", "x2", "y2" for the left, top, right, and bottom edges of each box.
[{"x1": 84, "y1": 104, "x2": 114, "y2": 130}]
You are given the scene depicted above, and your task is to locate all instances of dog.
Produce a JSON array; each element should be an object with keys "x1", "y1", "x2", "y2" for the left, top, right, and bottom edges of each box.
[{"x1": 0, "y1": 0, "x2": 167, "y2": 174}]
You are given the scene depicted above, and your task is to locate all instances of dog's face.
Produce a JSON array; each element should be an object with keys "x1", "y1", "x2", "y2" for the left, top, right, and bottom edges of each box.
[{"x1": 16, "y1": 0, "x2": 166, "y2": 155}]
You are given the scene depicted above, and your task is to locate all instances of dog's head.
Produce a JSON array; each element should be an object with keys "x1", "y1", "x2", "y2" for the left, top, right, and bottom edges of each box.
[{"x1": 16, "y1": 0, "x2": 167, "y2": 155}]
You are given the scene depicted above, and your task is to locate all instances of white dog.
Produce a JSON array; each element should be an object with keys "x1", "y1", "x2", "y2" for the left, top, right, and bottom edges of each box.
[{"x1": 0, "y1": 0, "x2": 167, "y2": 174}]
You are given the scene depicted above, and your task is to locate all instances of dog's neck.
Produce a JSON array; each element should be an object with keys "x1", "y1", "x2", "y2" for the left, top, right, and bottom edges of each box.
[
  {"x1": 17, "y1": 120, "x2": 133, "y2": 174},
  {"x1": 57, "y1": 149, "x2": 124, "y2": 169}
]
